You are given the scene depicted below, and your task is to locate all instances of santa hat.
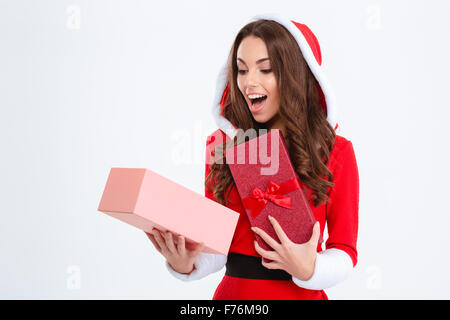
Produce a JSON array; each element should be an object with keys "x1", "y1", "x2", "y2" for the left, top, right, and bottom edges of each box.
[{"x1": 211, "y1": 13, "x2": 339, "y2": 140}]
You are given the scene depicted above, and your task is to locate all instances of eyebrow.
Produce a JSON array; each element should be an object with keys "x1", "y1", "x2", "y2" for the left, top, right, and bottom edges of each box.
[{"x1": 237, "y1": 57, "x2": 270, "y2": 66}]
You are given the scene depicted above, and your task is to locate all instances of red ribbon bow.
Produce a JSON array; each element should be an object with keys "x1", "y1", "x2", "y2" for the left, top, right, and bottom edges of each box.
[{"x1": 242, "y1": 178, "x2": 301, "y2": 219}]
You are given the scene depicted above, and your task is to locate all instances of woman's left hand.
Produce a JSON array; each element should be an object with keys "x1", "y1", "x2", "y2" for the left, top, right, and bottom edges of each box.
[{"x1": 251, "y1": 216, "x2": 321, "y2": 281}]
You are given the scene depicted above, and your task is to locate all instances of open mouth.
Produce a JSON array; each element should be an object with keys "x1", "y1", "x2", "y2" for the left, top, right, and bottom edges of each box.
[{"x1": 250, "y1": 95, "x2": 267, "y2": 112}]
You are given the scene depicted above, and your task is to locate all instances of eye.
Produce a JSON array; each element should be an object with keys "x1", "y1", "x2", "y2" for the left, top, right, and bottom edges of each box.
[{"x1": 238, "y1": 69, "x2": 272, "y2": 75}]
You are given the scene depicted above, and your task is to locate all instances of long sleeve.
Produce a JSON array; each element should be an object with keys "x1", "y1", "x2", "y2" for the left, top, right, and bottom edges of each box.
[
  {"x1": 291, "y1": 248, "x2": 353, "y2": 290},
  {"x1": 325, "y1": 140, "x2": 359, "y2": 266},
  {"x1": 293, "y1": 140, "x2": 359, "y2": 290},
  {"x1": 165, "y1": 253, "x2": 227, "y2": 281}
]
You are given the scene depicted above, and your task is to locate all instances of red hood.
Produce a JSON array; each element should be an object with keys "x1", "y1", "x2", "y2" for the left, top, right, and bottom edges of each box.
[{"x1": 211, "y1": 13, "x2": 339, "y2": 140}]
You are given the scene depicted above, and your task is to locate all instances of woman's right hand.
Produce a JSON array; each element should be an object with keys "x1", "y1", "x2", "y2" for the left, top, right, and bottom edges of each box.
[{"x1": 145, "y1": 228, "x2": 205, "y2": 274}]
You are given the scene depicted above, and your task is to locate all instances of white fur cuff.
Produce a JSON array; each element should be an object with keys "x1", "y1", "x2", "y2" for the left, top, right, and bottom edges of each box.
[
  {"x1": 165, "y1": 252, "x2": 227, "y2": 281},
  {"x1": 292, "y1": 248, "x2": 354, "y2": 290}
]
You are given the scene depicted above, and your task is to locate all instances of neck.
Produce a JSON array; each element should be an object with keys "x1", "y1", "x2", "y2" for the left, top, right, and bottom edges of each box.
[
  {"x1": 264, "y1": 114, "x2": 286, "y2": 135},
  {"x1": 260, "y1": 113, "x2": 290, "y2": 149}
]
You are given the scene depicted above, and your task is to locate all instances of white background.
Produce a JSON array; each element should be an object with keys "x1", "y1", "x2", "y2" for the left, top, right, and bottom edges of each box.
[{"x1": 1, "y1": 0, "x2": 449, "y2": 299}]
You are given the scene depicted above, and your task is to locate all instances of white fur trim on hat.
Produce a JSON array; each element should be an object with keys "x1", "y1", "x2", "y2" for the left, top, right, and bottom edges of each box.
[{"x1": 211, "y1": 13, "x2": 339, "y2": 139}]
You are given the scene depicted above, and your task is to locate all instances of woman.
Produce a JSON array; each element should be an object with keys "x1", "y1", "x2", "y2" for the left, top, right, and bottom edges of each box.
[{"x1": 147, "y1": 13, "x2": 359, "y2": 300}]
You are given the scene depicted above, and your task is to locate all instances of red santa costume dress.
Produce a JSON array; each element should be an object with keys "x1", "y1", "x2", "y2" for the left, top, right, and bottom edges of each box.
[{"x1": 166, "y1": 13, "x2": 359, "y2": 300}]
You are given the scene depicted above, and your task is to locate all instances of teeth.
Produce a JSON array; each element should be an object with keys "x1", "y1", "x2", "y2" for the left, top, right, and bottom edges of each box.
[{"x1": 248, "y1": 94, "x2": 267, "y2": 99}]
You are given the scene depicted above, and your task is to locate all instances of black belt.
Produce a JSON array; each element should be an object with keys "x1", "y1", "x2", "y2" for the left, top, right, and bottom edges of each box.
[{"x1": 225, "y1": 252, "x2": 292, "y2": 280}]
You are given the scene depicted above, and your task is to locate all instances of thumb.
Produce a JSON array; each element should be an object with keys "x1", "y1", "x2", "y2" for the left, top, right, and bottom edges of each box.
[
  {"x1": 193, "y1": 242, "x2": 205, "y2": 257},
  {"x1": 308, "y1": 222, "x2": 320, "y2": 245}
]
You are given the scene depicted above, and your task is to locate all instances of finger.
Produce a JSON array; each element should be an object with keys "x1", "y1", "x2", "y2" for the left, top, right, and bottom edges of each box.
[
  {"x1": 261, "y1": 258, "x2": 283, "y2": 270},
  {"x1": 163, "y1": 231, "x2": 177, "y2": 254},
  {"x1": 152, "y1": 229, "x2": 168, "y2": 253},
  {"x1": 308, "y1": 221, "x2": 321, "y2": 246},
  {"x1": 191, "y1": 242, "x2": 205, "y2": 258},
  {"x1": 268, "y1": 216, "x2": 291, "y2": 245},
  {"x1": 251, "y1": 226, "x2": 281, "y2": 250},
  {"x1": 177, "y1": 235, "x2": 186, "y2": 256},
  {"x1": 254, "y1": 240, "x2": 280, "y2": 261},
  {"x1": 145, "y1": 232, "x2": 162, "y2": 253}
]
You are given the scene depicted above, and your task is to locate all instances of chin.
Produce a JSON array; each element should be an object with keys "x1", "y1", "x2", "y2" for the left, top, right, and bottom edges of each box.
[
  {"x1": 252, "y1": 114, "x2": 269, "y2": 124},
  {"x1": 252, "y1": 113, "x2": 275, "y2": 125}
]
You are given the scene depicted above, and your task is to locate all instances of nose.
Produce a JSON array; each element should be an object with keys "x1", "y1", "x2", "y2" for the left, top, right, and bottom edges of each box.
[{"x1": 245, "y1": 68, "x2": 260, "y2": 89}]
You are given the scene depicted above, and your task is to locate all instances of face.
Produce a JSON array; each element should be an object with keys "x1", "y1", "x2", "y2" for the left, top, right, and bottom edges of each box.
[{"x1": 236, "y1": 36, "x2": 281, "y2": 127}]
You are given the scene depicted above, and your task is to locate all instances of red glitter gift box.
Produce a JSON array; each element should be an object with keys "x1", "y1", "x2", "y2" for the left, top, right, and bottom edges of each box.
[{"x1": 225, "y1": 129, "x2": 323, "y2": 255}]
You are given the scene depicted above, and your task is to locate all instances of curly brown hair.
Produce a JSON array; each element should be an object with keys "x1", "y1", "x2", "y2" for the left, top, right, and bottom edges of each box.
[{"x1": 205, "y1": 19, "x2": 336, "y2": 208}]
